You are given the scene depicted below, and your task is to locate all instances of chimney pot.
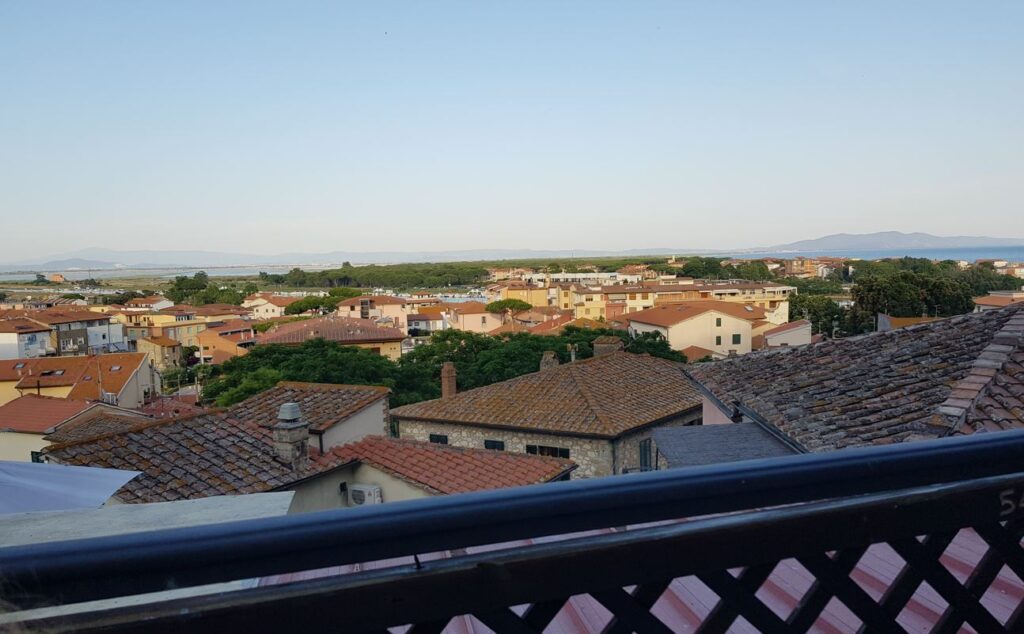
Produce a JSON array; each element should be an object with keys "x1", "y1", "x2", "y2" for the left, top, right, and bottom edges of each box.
[{"x1": 441, "y1": 361, "x2": 457, "y2": 399}]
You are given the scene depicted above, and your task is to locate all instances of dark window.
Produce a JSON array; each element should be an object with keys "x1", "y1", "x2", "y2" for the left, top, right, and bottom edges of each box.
[
  {"x1": 429, "y1": 434, "x2": 448, "y2": 445},
  {"x1": 484, "y1": 439, "x2": 505, "y2": 451},
  {"x1": 715, "y1": 317, "x2": 722, "y2": 327},
  {"x1": 526, "y1": 444, "x2": 570, "y2": 459},
  {"x1": 715, "y1": 336, "x2": 722, "y2": 346},
  {"x1": 732, "y1": 334, "x2": 741, "y2": 345},
  {"x1": 639, "y1": 438, "x2": 653, "y2": 471},
  {"x1": 30, "y1": 451, "x2": 43, "y2": 463}
]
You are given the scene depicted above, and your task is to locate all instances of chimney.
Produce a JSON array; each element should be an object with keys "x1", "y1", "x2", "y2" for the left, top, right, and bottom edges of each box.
[
  {"x1": 593, "y1": 336, "x2": 624, "y2": 357},
  {"x1": 539, "y1": 350, "x2": 559, "y2": 371},
  {"x1": 272, "y1": 402, "x2": 309, "y2": 467},
  {"x1": 441, "y1": 362, "x2": 457, "y2": 399}
]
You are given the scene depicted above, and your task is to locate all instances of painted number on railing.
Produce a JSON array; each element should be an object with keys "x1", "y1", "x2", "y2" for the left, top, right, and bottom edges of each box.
[{"x1": 999, "y1": 488, "x2": 1024, "y2": 517}]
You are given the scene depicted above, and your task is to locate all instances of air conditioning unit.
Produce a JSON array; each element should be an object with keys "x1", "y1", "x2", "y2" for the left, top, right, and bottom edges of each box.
[{"x1": 348, "y1": 484, "x2": 383, "y2": 506}]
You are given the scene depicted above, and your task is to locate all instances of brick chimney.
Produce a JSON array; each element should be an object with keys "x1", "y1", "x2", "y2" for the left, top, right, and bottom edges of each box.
[
  {"x1": 441, "y1": 362, "x2": 457, "y2": 399},
  {"x1": 539, "y1": 350, "x2": 559, "y2": 371},
  {"x1": 593, "y1": 336, "x2": 624, "y2": 357},
  {"x1": 272, "y1": 402, "x2": 309, "y2": 468}
]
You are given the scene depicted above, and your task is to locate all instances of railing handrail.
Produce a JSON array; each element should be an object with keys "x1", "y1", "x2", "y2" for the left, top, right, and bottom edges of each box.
[{"x1": 5, "y1": 429, "x2": 1024, "y2": 607}]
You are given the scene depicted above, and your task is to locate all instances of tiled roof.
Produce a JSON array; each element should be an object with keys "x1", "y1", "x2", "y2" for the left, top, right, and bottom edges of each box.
[
  {"x1": 530, "y1": 317, "x2": 606, "y2": 336},
  {"x1": 139, "y1": 396, "x2": 204, "y2": 419},
  {"x1": 763, "y1": 319, "x2": 812, "y2": 337},
  {"x1": 0, "y1": 394, "x2": 93, "y2": 434},
  {"x1": 264, "y1": 296, "x2": 301, "y2": 307},
  {"x1": 974, "y1": 294, "x2": 1024, "y2": 307},
  {"x1": 330, "y1": 436, "x2": 575, "y2": 494},
  {"x1": 652, "y1": 423, "x2": 798, "y2": 468},
  {"x1": 680, "y1": 345, "x2": 715, "y2": 361},
  {"x1": 142, "y1": 336, "x2": 180, "y2": 347},
  {"x1": 23, "y1": 310, "x2": 112, "y2": 325},
  {"x1": 627, "y1": 301, "x2": 766, "y2": 327},
  {"x1": 688, "y1": 304, "x2": 1024, "y2": 452},
  {"x1": 392, "y1": 352, "x2": 702, "y2": 438},
  {"x1": 0, "y1": 318, "x2": 51, "y2": 334},
  {"x1": 256, "y1": 316, "x2": 405, "y2": 345},
  {"x1": 43, "y1": 413, "x2": 351, "y2": 503},
  {"x1": 450, "y1": 301, "x2": 492, "y2": 315},
  {"x1": 336, "y1": 295, "x2": 408, "y2": 306},
  {"x1": 43, "y1": 409, "x2": 150, "y2": 443},
  {"x1": 228, "y1": 381, "x2": 389, "y2": 433},
  {"x1": 124, "y1": 296, "x2": 166, "y2": 305},
  {"x1": 0, "y1": 353, "x2": 149, "y2": 400}
]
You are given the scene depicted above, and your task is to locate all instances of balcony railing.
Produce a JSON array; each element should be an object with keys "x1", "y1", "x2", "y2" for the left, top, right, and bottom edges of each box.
[{"x1": 4, "y1": 430, "x2": 1024, "y2": 632}]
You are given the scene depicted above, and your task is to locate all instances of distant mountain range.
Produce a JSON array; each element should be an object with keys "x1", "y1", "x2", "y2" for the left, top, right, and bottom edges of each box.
[
  {"x1": 2, "y1": 232, "x2": 1022, "y2": 271},
  {"x1": 754, "y1": 231, "x2": 1024, "y2": 253}
]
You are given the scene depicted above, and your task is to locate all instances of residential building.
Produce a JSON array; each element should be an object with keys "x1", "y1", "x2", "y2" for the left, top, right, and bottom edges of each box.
[
  {"x1": 228, "y1": 381, "x2": 391, "y2": 454},
  {"x1": 0, "y1": 394, "x2": 147, "y2": 461},
  {"x1": 627, "y1": 301, "x2": 769, "y2": 359},
  {"x1": 391, "y1": 349, "x2": 703, "y2": 478},
  {"x1": 0, "y1": 352, "x2": 159, "y2": 408},
  {"x1": 122, "y1": 296, "x2": 174, "y2": 312},
  {"x1": 335, "y1": 295, "x2": 412, "y2": 332},
  {"x1": 974, "y1": 290, "x2": 1024, "y2": 312},
  {"x1": 754, "y1": 319, "x2": 814, "y2": 349},
  {"x1": 687, "y1": 302, "x2": 1024, "y2": 450},
  {"x1": 0, "y1": 319, "x2": 52, "y2": 359},
  {"x1": 484, "y1": 281, "x2": 551, "y2": 308},
  {"x1": 256, "y1": 316, "x2": 405, "y2": 360},
  {"x1": 196, "y1": 319, "x2": 256, "y2": 363},
  {"x1": 407, "y1": 309, "x2": 447, "y2": 335},
  {"x1": 446, "y1": 302, "x2": 503, "y2": 334},
  {"x1": 242, "y1": 293, "x2": 301, "y2": 319},
  {"x1": 43, "y1": 385, "x2": 571, "y2": 512},
  {"x1": 16, "y1": 310, "x2": 128, "y2": 355},
  {"x1": 135, "y1": 336, "x2": 182, "y2": 372},
  {"x1": 522, "y1": 271, "x2": 642, "y2": 286}
]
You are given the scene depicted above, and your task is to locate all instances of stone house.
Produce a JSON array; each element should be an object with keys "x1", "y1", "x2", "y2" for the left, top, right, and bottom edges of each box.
[{"x1": 390, "y1": 346, "x2": 703, "y2": 478}]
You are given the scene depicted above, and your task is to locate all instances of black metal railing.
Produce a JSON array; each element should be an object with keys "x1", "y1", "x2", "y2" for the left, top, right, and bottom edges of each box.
[{"x1": 5, "y1": 430, "x2": 1024, "y2": 632}]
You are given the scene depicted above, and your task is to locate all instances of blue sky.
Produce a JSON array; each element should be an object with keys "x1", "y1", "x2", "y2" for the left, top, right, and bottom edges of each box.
[{"x1": 2, "y1": 1, "x2": 1022, "y2": 259}]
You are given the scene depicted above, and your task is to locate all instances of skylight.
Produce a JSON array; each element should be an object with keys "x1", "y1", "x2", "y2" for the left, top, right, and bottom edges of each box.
[{"x1": 110, "y1": 365, "x2": 122, "y2": 371}]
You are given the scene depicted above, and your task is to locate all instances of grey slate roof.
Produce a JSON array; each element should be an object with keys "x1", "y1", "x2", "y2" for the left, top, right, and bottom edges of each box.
[
  {"x1": 688, "y1": 304, "x2": 1024, "y2": 452},
  {"x1": 652, "y1": 424, "x2": 798, "y2": 468}
]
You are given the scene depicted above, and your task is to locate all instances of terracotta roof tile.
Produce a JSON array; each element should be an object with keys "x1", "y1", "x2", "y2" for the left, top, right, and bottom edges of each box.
[
  {"x1": 0, "y1": 394, "x2": 93, "y2": 434},
  {"x1": 256, "y1": 316, "x2": 404, "y2": 345},
  {"x1": 331, "y1": 436, "x2": 574, "y2": 494},
  {"x1": 627, "y1": 301, "x2": 766, "y2": 327},
  {"x1": 392, "y1": 352, "x2": 701, "y2": 438},
  {"x1": 0, "y1": 318, "x2": 51, "y2": 334},
  {"x1": 0, "y1": 353, "x2": 148, "y2": 400},
  {"x1": 43, "y1": 412, "x2": 352, "y2": 503},
  {"x1": 43, "y1": 408, "x2": 151, "y2": 443},
  {"x1": 228, "y1": 381, "x2": 389, "y2": 433},
  {"x1": 688, "y1": 303, "x2": 1024, "y2": 452}
]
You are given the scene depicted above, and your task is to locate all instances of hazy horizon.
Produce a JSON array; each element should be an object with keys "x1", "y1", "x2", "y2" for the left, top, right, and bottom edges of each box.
[{"x1": 3, "y1": 2, "x2": 1023, "y2": 261}]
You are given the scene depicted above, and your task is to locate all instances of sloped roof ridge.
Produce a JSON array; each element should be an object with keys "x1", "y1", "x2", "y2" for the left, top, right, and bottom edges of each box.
[
  {"x1": 43, "y1": 409, "x2": 220, "y2": 452},
  {"x1": 936, "y1": 308, "x2": 1024, "y2": 432}
]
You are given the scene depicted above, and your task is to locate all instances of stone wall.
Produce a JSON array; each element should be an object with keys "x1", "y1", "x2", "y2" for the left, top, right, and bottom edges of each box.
[
  {"x1": 396, "y1": 419, "x2": 613, "y2": 478},
  {"x1": 613, "y1": 409, "x2": 702, "y2": 473}
]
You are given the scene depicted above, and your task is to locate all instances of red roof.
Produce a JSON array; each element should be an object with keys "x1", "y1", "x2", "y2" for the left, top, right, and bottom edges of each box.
[
  {"x1": 0, "y1": 318, "x2": 51, "y2": 334},
  {"x1": 628, "y1": 301, "x2": 766, "y2": 327},
  {"x1": 763, "y1": 319, "x2": 811, "y2": 337},
  {"x1": 0, "y1": 394, "x2": 93, "y2": 434},
  {"x1": 256, "y1": 316, "x2": 405, "y2": 345},
  {"x1": 330, "y1": 436, "x2": 575, "y2": 494},
  {"x1": 336, "y1": 295, "x2": 408, "y2": 307}
]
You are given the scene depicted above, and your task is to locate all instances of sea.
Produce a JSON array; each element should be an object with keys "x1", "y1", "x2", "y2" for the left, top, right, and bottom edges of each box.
[{"x1": 2, "y1": 246, "x2": 1023, "y2": 284}]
